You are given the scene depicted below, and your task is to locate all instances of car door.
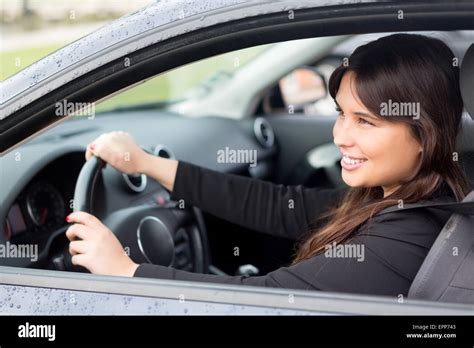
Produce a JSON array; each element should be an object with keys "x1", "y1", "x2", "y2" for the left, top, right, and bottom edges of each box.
[{"x1": 2, "y1": 265, "x2": 473, "y2": 315}]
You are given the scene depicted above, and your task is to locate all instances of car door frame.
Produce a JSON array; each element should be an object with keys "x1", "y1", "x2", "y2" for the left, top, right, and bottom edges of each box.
[{"x1": 2, "y1": 265, "x2": 474, "y2": 315}]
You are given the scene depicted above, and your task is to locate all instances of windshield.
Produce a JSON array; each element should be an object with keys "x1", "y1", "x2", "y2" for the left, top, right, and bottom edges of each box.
[{"x1": 95, "y1": 44, "x2": 272, "y2": 113}]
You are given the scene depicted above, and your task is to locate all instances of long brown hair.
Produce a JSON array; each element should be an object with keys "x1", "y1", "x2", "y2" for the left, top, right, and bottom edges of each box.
[{"x1": 292, "y1": 34, "x2": 470, "y2": 264}]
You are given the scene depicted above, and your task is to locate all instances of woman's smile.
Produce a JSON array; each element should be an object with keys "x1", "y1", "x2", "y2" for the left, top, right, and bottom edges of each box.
[{"x1": 341, "y1": 153, "x2": 368, "y2": 171}]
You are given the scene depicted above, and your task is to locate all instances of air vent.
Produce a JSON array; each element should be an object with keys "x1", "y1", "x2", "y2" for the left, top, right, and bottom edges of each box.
[
  {"x1": 253, "y1": 117, "x2": 274, "y2": 148},
  {"x1": 173, "y1": 228, "x2": 193, "y2": 271},
  {"x1": 153, "y1": 144, "x2": 175, "y2": 159},
  {"x1": 122, "y1": 172, "x2": 147, "y2": 193}
]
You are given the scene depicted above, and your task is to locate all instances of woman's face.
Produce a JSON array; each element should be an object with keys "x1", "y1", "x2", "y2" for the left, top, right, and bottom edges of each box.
[{"x1": 333, "y1": 71, "x2": 422, "y2": 197}]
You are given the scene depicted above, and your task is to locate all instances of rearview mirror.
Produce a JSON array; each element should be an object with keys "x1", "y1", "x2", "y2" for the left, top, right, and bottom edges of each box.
[{"x1": 279, "y1": 67, "x2": 327, "y2": 111}]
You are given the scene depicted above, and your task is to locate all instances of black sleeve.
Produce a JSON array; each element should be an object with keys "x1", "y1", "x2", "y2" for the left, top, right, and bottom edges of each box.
[
  {"x1": 134, "y1": 210, "x2": 444, "y2": 296},
  {"x1": 169, "y1": 160, "x2": 347, "y2": 241}
]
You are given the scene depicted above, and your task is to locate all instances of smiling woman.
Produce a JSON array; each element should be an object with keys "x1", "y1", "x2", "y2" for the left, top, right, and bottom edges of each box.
[{"x1": 293, "y1": 33, "x2": 470, "y2": 264}]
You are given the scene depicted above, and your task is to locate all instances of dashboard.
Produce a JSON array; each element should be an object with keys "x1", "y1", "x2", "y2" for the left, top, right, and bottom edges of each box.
[
  {"x1": 3, "y1": 152, "x2": 84, "y2": 247},
  {"x1": 6, "y1": 182, "x2": 66, "y2": 241}
]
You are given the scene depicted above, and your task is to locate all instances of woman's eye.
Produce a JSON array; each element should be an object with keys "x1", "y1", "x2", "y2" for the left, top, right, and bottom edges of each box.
[
  {"x1": 335, "y1": 107, "x2": 344, "y2": 116},
  {"x1": 358, "y1": 117, "x2": 374, "y2": 126}
]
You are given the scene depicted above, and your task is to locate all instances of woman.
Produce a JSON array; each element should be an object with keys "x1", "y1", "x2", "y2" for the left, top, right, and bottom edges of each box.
[{"x1": 65, "y1": 34, "x2": 469, "y2": 297}]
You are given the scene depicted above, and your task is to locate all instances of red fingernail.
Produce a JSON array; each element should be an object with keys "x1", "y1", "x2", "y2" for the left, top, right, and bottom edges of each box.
[
  {"x1": 89, "y1": 144, "x2": 96, "y2": 150},
  {"x1": 66, "y1": 215, "x2": 71, "y2": 222}
]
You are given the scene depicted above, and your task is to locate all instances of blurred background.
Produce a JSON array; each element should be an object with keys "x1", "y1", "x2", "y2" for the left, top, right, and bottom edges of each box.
[
  {"x1": 1, "y1": 0, "x2": 152, "y2": 80},
  {"x1": 0, "y1": 0, "x2": 267, "y2": 113}
]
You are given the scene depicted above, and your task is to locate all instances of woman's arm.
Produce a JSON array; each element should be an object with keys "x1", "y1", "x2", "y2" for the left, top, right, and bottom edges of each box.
[
  {"x1": 139, "y1": 153, "x2": 178, "y2": 192},
  {"x1": 159, "y1": 160, "x2": 347, "y2": 240}
]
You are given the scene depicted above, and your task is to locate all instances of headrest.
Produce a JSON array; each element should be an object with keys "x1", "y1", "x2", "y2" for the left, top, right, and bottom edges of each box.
[{"x1": 460, "y1": 43, "x2": 474, "y2": 119}]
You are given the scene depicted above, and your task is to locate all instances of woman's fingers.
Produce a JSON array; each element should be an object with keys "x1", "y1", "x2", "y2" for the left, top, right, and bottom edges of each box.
[
  {"x1": 69, "y1": 240, "x2": 89, "y2": 256},
  {"x1": 83, "y1": 131, "x2": 144, "y2": 175},
  {"x1": 67, "y1": 211, "x2": 103, "y2": 231},
  {"x1": 85, "y1": 144, "x2": 95, "y2": 161},
  {"x1": 64, "y1": 208, "x2": 137, "y2": 276},
  {"x1": 65, "y1": 222, "x2": 90, "y2": 241},
  {"x1": 85, "y1": 132, "x2": 109, "y2": 161},
  {"x1": 65, "y1": 211, "x2": 105, "y2": 244},
  {"x1": 71, "y1": 254, "x2": 90, "y2": 268}
]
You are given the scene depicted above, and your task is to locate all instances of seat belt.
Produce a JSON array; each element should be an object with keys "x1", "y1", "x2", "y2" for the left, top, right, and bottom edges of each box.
[{"x1": 377, "y1": 200, "x2": 474, "y2": 216}]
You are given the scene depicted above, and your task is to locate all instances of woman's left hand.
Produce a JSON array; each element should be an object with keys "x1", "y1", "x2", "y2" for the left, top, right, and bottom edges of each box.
[{"x1": 65, "y1": 211, "x2": 139, "y2": 277}]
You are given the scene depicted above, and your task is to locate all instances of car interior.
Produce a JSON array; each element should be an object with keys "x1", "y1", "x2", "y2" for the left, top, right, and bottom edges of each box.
[{"x1": 1, "y1": 30, "x2": 473, "y2": 303}]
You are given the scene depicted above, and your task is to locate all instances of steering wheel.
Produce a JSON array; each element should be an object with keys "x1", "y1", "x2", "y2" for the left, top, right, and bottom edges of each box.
[{"x1": 61, "y1": 155, "x2": 209, "y2": 274}]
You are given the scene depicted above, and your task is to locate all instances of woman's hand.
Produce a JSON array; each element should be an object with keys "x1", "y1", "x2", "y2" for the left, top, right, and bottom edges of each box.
[
  {"x1": 86, "y1": 131, "x2": 148, "y2": 175},
  {"x1": 66, "y1": 211, "x2": 139, "y2": 277}
]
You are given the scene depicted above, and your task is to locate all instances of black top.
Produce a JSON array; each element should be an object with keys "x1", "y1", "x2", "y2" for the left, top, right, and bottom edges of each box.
[{"x1": 134, "y1": 161, "x2": 455, "y2": 296}]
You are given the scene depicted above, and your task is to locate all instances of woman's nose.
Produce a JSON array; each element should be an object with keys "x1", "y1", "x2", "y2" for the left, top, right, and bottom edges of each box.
[{"x1": 333, "y1": 118, "x2": 355, "y2": 148}]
